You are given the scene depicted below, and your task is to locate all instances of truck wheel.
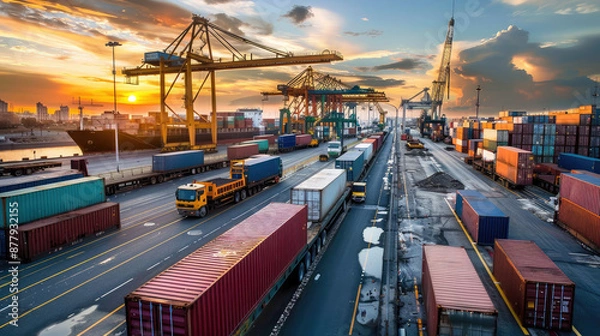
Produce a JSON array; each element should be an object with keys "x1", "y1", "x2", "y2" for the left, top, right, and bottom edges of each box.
[
  {"x1": 305, "y1": 251, "x2": 312, "y2": 269},
  {"x1": 234, "y1": 191, "x2": 241, "y2": 203},
  {"x1": 199, "y1": 206, "x2": 207, "y2": 218},
  {"x1": 321, "y1": 230, "x2": 328, "y2": 245},
  {"x1": 191, "y1": 168, "x2": 197, "y2": 175},
  {"x1": 13, "y1": 169, "x2": 23, "y2": 177},
  {"x1": 240, "y1": 189, "x2": 247, "y2": 200},
  {"x1": 157, "y1": 175, "x2": 164, "y2": 183},
  {"x1": 25, "y1": 168, "x2": 33, "y2": 175},
  {"x1": 297, "y1": 262, "x2": 306, "y2": 282},
  {"x1": 150, "y1": 176, "x2": 157, "y2": 185}
]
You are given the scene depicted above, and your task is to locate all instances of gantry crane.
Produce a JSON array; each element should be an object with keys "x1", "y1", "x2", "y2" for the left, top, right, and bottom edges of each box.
[
  {"x1": 72, "y1": 97, "x2": 103, "y2": 131},
  {"x1": 122, "y1": 15, "x2": 343, "y2": 151},
  {"x1": 262, "y1": 66, "x2": 388, "y2": 139}
]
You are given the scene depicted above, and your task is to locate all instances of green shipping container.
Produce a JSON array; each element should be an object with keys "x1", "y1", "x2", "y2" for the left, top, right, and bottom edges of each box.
[
  {"x1": 241, "y1": 139, "x2": 269, "y2": 153},
  {"x1": 1, "y1": 176, "x2": 106, "y2": 228}
]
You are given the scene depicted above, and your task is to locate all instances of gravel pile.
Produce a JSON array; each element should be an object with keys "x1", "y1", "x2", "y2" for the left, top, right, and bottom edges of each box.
[{"x1": 416, "y1": 172, "x2": 464, "y2": 192}]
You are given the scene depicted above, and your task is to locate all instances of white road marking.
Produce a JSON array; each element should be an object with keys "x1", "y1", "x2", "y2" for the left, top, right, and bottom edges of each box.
[{"x1": 95, "y1": 278, "x2": 133, "y2": 301}]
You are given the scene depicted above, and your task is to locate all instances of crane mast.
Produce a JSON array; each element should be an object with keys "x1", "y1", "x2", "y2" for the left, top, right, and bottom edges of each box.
[{"x1": 430, "y1": 16, "x2": 454, "y2": 120}]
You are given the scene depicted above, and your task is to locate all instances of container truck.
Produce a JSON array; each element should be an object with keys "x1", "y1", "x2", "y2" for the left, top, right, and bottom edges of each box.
[
  {"x1": 127, "y1": 198, "x2": 351, "y2": 336},
  {"x1": 335, "y1": 150, "x2": 365, "y2": 182},
  {"x1": 0, "y1": 168, "x2": 84, "y2": 193},
  {"x1": 493, "y1": 239, "x2": 575, "y2": 331},
  {"x1": 176, "y1": 155, "x2": 282, "y2": 217},
  {"x1": 0, "y1": 160, "x2": 62, "y2": 177},
  {"x1": 351, "y1": 182, "x2": 367, "y2": 203},
  {"x1": 327, "y1": 140, "x2": 346, "y2": 158},
  {"x1": 277, "y1": 134, "x2": 296, "y2": 152},
  {"x1": 422, "y1": 245, "x2": 498, "y2": 336}
]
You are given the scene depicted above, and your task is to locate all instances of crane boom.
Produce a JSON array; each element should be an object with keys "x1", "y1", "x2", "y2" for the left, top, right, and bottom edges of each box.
[{"x1": 430, "y1": 16, "x2": 454, "y2": 120}]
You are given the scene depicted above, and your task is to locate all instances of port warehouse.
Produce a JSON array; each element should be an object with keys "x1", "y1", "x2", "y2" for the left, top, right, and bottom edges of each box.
[{"x1": 443, "y1": 104, "x2": 600, "y2": 253}]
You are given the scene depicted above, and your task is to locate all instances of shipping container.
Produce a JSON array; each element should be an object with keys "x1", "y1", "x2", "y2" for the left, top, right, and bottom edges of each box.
[
  {"x1": 557, "y1": 197, "x2": 600, "y2": 250},
  {"x1": 227, "y1": 144, "x2": 259, "y2": 160},
  {"x1": 559, "y1": 173, "x2": 600, "y2": 215},
  {"x1": 493, "y1": 239, "x2": 575, "y2": 330},
  {"x1": 369, "y1": 135, "x2": 383, "y2": 150},
  {"x1": 353, "y1": 143, "x2": 373, "y2": 163},
  {"x1": 335, "y1": 150, "x2": 365, "y2": 182},
  {"x1": 277, "y1": 134, "x2": 296, "y2": 152},
  {"x1": 0, "y1": 169, "x2": 84, "y2": 193},
  {"x1": 495, "y1": 146, "x2": 534, "y2": 186},
  {"x1": 152, "y1": 150, "x2": 204, "y2": 173},
  {"x1": 459, "y1": 194, "x2": 509, "y2": 245},
  {"x1": 231, "y1": 155, "x2": 282, "y2": 185},
  {"x1": 362, "y1": 138, "x2": 378, "y2": 153},
  {"x1": 482, "y1": 149, "x2": 496, "y2": 162},
  {"x1": 253, "y1": 134, "x2": 276, "y2": 145},
  {"x1": 291, "y1": 169, "x2": 347, "y2": 222},
  {"x1": 295, "y1": 134, "x2": 313, "y2": 148},
  {"x1": 558, "y1": 153, "x2": 600, "y2": 173},
  {"x1": 125, "y1": 203, "x2": 308, "y2": 336},
  {"x1": 422, "y1": 245, "x2": 498, "y2": 336},
  {"x1": 455, "y1": 189, "x2": 487, "y2": 219},
  {"x1": 0, "y1": 176, "x2": 106, "y2": 228},
  {"x1": 241, "y1": 139, "x2": 269, "y2": 153},
  {"x1": 10, "y1": 202, "x2": 120, "y2": 262}
]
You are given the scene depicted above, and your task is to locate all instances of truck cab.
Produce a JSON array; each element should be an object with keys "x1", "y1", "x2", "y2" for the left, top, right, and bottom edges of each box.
[
  {"x1": 351, "y1": 182, "x2": 367, "y2": 203},
  {"x1": 327, "y1": 141, "x2": 347, "y2": 158},
  {"x1": 176, "y1": 182, "x2": 208, "y2": 217}
]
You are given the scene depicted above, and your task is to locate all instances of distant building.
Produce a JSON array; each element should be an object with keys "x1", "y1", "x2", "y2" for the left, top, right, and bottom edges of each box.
[
  {"x1": 0, "y1": 99, "x2": 7, "y2": 113},
  {"x1": 36, "y1": 102, "x2": 49, "y2": 121},
  {"x1": 57, "y1": 105, "x2": 70, "y2": 122}
]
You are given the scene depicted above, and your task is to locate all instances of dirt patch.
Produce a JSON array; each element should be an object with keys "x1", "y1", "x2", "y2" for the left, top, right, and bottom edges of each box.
[{"x1": 416, "y1": 172, "x2": 464, "y2": 193}]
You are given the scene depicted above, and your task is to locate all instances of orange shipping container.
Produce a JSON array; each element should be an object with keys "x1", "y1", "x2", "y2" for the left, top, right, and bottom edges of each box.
[
  {"x1": 495, "y1": 161, "x2": 533, "y2": 185},
  {"x1": 558, "y1": 197, "x2": 600, "y2": 250},
  {"x1": 496, "y1": 146, "x2": 534, "y2": 168},
  {"x1": 555, "y1": 114, "x2": 582, "y2": 125}
]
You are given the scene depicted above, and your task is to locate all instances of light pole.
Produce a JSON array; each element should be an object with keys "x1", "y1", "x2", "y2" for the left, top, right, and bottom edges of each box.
[{"x1": 106, "y1": 41, "x2": 122, "y2": 172}]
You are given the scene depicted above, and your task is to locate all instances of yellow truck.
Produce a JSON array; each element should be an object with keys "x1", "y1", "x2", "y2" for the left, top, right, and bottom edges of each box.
[
  {"x1": 351, "y1": 182, "x2": 367, "y2": 203},
  {"x1": 176, "y1": 156, "x2": 282, "y2": 217}
]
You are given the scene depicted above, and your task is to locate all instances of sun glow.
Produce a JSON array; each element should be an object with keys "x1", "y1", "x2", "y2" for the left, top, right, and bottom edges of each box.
[{"x1": 127, "y1": 95, "x2": 136, "y2": 103}]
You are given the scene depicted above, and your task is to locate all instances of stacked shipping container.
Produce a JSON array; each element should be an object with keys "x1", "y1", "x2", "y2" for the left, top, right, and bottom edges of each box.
[
  {"x1": 557, "y1": 173, "x2": 600, "y2": 250},
  {"x1": 493, "y1": 239, "x2": 575, "y2": 330},
  {"x1": 495, "y1": 146, "x2": 534, "y2": 186},
  {"x1": 422, "y1": 245, "x2": 498, "y2": 336}
]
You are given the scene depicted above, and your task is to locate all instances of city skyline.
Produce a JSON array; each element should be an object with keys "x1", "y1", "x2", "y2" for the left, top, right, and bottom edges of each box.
[{"x1": 1, "y1": 0, "x2": 599, "y2": 119}]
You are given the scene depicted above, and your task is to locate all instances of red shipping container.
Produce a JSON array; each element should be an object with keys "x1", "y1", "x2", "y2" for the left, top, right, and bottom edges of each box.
[
  {"x1": 17, "y1": 202, "x2": 120, "y2": 262},
  {"x1": 558, "y1": 197, "x2": 600, "y2": 250},
  {"x1": 227, "y1": 143, "x2": 259, "y2": 160},
  {"x1": 295, "y1": 134, "x2": 313, "y2": 147},
  {"x1": 125, "y1": 203, "x2": 308, "y2": 336},
  {"x1": 559, "y1": 173, "x2": 600, "y2": 215},
  {"x1": 362, "y1": 138, "x2": 378, "y2": 152},
  {"x1": 493, "y1": 239, "x2": 575, "y2": 330},
  {"x1": 254, "y1": 134, "x2": 276, "y2": 145},
  {"x1": 422, "y1": 245, "x2": 497, "y2": 336},
  {"x1": 369, "y1": 135, "x2": 382, "y2": 150}
]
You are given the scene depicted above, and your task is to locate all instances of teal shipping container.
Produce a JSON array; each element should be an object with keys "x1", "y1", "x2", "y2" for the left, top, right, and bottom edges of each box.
[
  {"x1": 335, "y1": 150, "x2": 365, "y2": 181},
  {"x1": 241, "y1": 139, "x2": 269, "y2": 153},
  {"x1": 0, "y1": 176, "x2": 106, "y2": 228}
]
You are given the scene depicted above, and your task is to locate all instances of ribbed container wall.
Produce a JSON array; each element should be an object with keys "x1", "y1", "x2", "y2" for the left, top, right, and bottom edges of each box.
[
  {"x1": 422, "y1": 245, "x2": 498, "y2": 336},
  {"x1": 495, "y1": 146, "x2": 534, "y2": 185},
  {"x1": 231, "y1": 156, "x2": 282, "y2": 184},
  {"x1": 152, "y1": 150, "x2": 204, "y2": 172},
  {"x1": 125, "y1": 203, "x2": 307, "y2": 336},
  {"x1": 559, "y1": 173, "x2": 600, "y2": 215},
  {"x1": 335, "y1": 150, "x2": 365, "y2": 182},
  {"x1": 295, "y1": 134, "x2": 313, "y2": 147},
  {"x1": 290, "y1": 169, "x2": 347, "y2": 222},
  {"x1": 493, "y1": 240, "x2": 575, "y2": 330},
  {"x1": 0, "y1": 170, "x2": 84, "y2": 193},
  {"x1": 461, "y1": 197, "x2": 509, "y2": 245},
  {"x1": 277, "y1": 134, "x2": 296, "y2": 151},
  {"x1": 241, "y1": 139, "x2": 269, "y2": 153},
  {"x1": 0, "y1": 176, "x2": 106, "y2": 228},
  {"x1": 558, "y1": 153, "x2": 600, "y2": 173},
  {"x1": 363, "y1": 138, "x2": 378, "y2": 153},
  {"x1": 353, "y1": 143, "x2": 373, "y2": 163},
  {"x1": 14, "y1": 202, "x2": 120, "y2": 262},
  {"x1": 369, "y1": 135, "x2": 383, "y2": 150},
  {"x1": 557, "y1": 197, "x2": 600, "y2": 250},
  {"x1": 227, "y1": 144, "x2": 259, "y2": 160}
]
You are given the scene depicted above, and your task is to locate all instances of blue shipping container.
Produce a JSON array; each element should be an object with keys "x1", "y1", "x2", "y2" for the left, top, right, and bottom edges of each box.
[
  {"x1": 455, "y1": 189, "x2": 487, "y2": 219},
  {"x1": 277, "y1": 134, "x2": 296, "y2": 151},
  {"x1": 232, "y1": 155, "x2": 282, "y2": 184},
  {"x1": 0, "y1": 170, "x2": 84, "y2": 193},
  {"x1": 558, "y1": 153, "x2": 600, "y2": 173},
  {"x1": 335, "y1": 150, "x2": 365, "y2": 182},
  {"x1": 152, "y1": 150, "x2": 204, "y2": 173},
  {"x1": 463, "y1": 197, "x2": 509, "y2": 246},
  {"x1": 0, "y1": 176, "x2": 106, "y2": 228}
]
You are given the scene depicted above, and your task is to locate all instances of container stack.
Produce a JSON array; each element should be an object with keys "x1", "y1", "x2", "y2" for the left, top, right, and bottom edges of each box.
[
  {"x1": 495, "y1": 146, "x2": 534, "y2": 186},
  {"x1": 468, "y1": 139, "x2": 482, "y2": 158},
  {"x1": 493, "y1": 239, "x2": 575, "y2": 331},
  {"x1": 0, "y1": 176, "x2": 119, "y2": 262},
  {"x1": 422, "y1": 245, "x2": 498, "y2": 336},
  {"x1": 454, "y1": 126, "x2": 472, "y2": 153},
  {"x1": 483, "y1": 129, "x2": 509, "y2": 152},
  {"x1": 557, "y1": 173, "x2": 600, "y2": 250}
]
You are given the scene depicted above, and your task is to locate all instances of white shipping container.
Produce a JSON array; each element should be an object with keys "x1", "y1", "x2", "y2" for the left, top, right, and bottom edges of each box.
[
  {"x1": 291, "y1": 169, "x2": 347, "y2": 222},
  {"x1": 482, "y1": 149, "x2": 496, "y2": 162},
  {"x1": 353, "y1": 143, "x2": 373, "y2": 163},
  {"x1": 483, "y1": 129, "x2": 497, "y2": 141}
]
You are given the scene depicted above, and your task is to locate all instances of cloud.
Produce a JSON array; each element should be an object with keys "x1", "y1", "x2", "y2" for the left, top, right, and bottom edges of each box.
[
  {"x1": 450, "y1": 25, "x2": 600, "y2": 117},
  {"x1": 373, "y1": 59, "x2": 428, "y2": 71},
  {"x1": 343, "y1": 30, "x2": 383, "y2": 37},
  {"x1": 282, "y1": 5, "x2": 314, "y2": 25},
  {"x1": 556, "y1": 3, "x2": 599, "y2": 15},
  {"x1": 361, "y1": 17, "x2": 369, "y2": 21},
  {"x1": 501, "y1": 0, "x2": 599, "y2": 15},
  {"x1": 211, "y1": 13, "x2": 246, "y2": 36},
  {"x1": 343, "y1": 75, "x2": 406, "y2": 88}
]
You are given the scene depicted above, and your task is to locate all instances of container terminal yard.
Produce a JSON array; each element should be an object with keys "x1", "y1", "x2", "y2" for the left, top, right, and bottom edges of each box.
[{"x1": 1, "y1": 8, "x2": 599, "y2": 336}]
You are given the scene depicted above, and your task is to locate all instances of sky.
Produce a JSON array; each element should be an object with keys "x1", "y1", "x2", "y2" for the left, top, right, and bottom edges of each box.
[{"x1": 0, "y1": 0, "x2": 599, "y2": 119}]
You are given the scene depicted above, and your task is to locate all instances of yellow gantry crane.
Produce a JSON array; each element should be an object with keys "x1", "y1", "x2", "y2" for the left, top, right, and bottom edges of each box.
[{"x1": 122, "y1": 15, "x2": 342, "y2": 151}]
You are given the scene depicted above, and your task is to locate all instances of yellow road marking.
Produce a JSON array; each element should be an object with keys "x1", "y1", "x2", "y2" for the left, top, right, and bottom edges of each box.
[{"x1": 77, "y1": 304, "x2": 123, "y2": 336}]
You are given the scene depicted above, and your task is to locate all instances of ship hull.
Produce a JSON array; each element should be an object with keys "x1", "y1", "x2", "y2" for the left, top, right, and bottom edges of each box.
[{"x1": 67, "y1": 128, "x2": 271, "y2": 154}]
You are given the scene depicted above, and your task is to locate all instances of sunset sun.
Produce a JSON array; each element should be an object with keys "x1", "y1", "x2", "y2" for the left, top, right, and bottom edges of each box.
[{"x1": 128, "y1": 95, "x2": 136, "y2": 103}]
